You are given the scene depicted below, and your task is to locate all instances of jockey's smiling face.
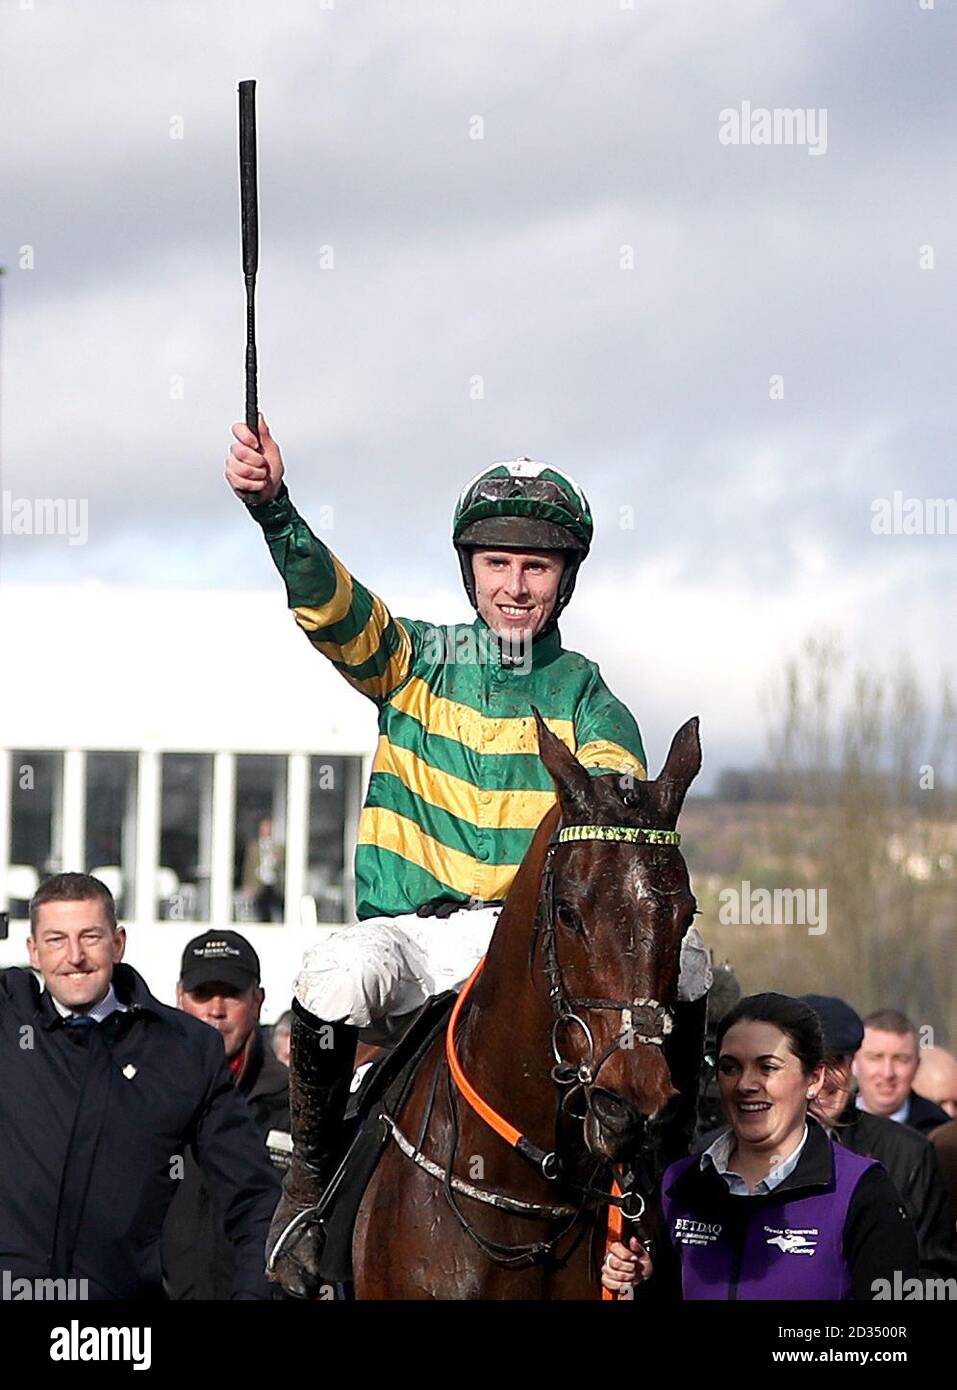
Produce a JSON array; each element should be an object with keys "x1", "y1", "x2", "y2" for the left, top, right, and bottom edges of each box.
[{"x1": 471, "y1": 549, "x2": 565, "y2": 641}]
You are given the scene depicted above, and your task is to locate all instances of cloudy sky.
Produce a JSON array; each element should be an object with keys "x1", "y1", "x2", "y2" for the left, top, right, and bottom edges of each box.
[{"x1": 1, "y1": 0, "x2": 954, "y2": 787}]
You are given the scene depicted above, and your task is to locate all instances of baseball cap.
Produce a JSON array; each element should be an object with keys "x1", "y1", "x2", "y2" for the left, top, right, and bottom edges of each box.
[
  {"x1": 180, "y1": 931, "x2": 261, "y2": 992},
  {"x1": 800, "y1": 994, "x2": 864, "y2": 1057}
]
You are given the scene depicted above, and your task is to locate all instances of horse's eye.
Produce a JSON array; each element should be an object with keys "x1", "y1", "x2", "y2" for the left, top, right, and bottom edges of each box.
[{"x1": 555, "y1": 900, "x2": 583, "y2": 934}]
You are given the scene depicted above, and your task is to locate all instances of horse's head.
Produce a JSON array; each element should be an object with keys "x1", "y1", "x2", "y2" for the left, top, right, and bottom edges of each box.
[{"x1": 532, "y1": 709, "x2": 701, "y2": 1164}]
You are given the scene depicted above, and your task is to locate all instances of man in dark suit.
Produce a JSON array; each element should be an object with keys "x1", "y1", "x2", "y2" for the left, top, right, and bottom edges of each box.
[
  {"x1": 854, "y1": 1008, "x2": 950, "y2": 1135},
  {"x1": 931, "y1": 1119, "x2": 957, "y2": 1228},
  {"x1": 0, "y1": 873, "x2": 279, "y2": 1300}
]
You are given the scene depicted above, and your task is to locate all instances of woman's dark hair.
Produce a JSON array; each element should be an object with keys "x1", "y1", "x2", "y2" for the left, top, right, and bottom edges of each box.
[{"x1": 716, "y1": 992, "x2": 825, "y2": 1075}]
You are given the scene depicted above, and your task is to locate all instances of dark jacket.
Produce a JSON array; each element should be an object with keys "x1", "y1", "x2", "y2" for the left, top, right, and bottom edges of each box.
[
  {"x1": 0, "y1": 963, "x2": 280, "y2": 1300},
  {"x1": 904, "y1": 1092, "x2": 950, "y2": 1136},
  {"x1": 831, "y1": 1101, "x2": 957, "y2": 1278},
  {"x1": 931, "y1": 1119, "x2": 957, "y2": 1226},
  {"x1": 670, "y1": 1118, "x2": 919, "y2": 1300},
  {"x1": 162, "y1": 1026, "x2": 289, "y2": 1299}
]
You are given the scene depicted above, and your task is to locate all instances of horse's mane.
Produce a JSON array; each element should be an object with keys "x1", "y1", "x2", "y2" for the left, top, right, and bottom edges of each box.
[
  {"x1": 498, "y1": 803, "x2": 560, "y2": 930},
  {"x1": 467, "y1": 803, "x2": 561, "y2": 1003}
]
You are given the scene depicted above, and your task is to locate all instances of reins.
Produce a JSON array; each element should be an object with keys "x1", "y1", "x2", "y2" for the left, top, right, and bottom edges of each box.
[{"x1": 446, "y1": 957, "x2": 560, "y2": 1177}]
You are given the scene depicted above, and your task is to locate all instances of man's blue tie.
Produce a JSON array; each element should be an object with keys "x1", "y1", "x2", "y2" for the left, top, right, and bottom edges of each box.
[{"x1": 64, "y1": 1015, "x2": 97, "y2": 1027}]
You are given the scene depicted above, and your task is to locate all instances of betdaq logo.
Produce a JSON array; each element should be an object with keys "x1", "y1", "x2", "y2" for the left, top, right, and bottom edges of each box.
[
  {"x1": 673, "y1": 1218, "x2": 722, "y2": 1246},
  {"x1": 49, "y1": 1321, "x2": 151, "y2": 1371}
]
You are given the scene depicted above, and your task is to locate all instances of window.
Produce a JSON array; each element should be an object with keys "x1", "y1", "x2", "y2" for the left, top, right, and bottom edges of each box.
[
  {"x1": 85, "y1": 752, "x2": 137, "y2": 918},
  {"x1": 8, "y1": 750, "x2": 62, "y2": 917},
  {"x1": 234, "y1": 755, "x2": 287, "y2": 923},
  {"x1": 307, "y1": 755, "x2": 361, "y2": 924},
  {"x1": 159, "y1": 753, "x2": 213, "y2": 921}
]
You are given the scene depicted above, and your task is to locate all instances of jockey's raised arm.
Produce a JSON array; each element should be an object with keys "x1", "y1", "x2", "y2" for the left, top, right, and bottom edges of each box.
[
  {"x1": 252, "y1": 482, "x2": 417, "y2": 706},
  {"x1": 226, "y1": 417, "x2": 416, "y2": 705}
]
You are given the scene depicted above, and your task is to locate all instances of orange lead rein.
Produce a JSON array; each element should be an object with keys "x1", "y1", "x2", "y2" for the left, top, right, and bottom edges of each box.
[
  {"x1": 602, "y1": 1179, "x2": 624, "y2": 1301},
  {"x1": 446, "y1": 957, "x2": 523, "y2": 1149}
]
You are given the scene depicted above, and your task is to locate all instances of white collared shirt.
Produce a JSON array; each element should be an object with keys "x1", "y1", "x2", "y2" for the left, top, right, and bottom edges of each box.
[
  {"x1": 701, "y1": 1124, "x2": 810, "y2": 1197},
  {"x1": 855, "y1": 1094, "x2": 910, "y2": 1125},
  {"x1": 48, "y1": 983, "x2": 127, "y2": 1024}
]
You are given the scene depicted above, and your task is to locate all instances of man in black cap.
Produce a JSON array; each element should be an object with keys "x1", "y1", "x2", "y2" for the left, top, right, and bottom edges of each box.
[
  {"x1": 0, "y1": 874, "x2": 280, "y2": 1300},
  {"x1": 162, "y1": 931, "x2": 291, "y2": 1300},
  {"x1": 801, "y1": 993, "x2": 957, "y2": 1279}
]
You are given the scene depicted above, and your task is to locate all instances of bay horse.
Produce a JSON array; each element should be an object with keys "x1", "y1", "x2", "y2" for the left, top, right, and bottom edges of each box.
[{"x1": 351, "y1": 710, "x2": 702, "y2": 1299}]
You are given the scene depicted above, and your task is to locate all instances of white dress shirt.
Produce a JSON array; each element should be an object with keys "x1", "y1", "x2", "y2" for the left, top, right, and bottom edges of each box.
[
  {"x1": 701, "y1": 1124, "x2": 810, "y2": 1196},
  {"x1": 48, "y1": 982, "x2": 128, "y2": 1023}
]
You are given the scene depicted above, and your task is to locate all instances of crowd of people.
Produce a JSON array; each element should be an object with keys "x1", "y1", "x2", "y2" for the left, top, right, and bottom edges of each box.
[{"x1": 2, "y1": 868, "x2": 955, "y2": 1302}]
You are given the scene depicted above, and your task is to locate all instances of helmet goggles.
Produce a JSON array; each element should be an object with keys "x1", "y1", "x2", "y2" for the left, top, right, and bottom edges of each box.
[{"x1": 461, "y1": 473, "x2": 589, "y2": 523}]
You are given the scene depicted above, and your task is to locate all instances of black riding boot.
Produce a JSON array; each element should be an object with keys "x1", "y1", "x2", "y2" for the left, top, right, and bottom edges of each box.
[{"x1": 265, "y1": 1002, "x2": 358, "y2": 1299}]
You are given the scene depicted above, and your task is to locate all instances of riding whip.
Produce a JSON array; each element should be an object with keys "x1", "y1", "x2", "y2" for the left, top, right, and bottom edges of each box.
[{"x1": 238, "y1": 79, "x2": 261, "y2": 481}]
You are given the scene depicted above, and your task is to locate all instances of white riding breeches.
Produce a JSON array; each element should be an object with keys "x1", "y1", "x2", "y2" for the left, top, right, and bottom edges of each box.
[
  {"x1": 294, "y1": 910, "x2": 499, "y2": 1045},
  {"x1": 293, "y1": 911, "x2": 714, "y2": 1046}
]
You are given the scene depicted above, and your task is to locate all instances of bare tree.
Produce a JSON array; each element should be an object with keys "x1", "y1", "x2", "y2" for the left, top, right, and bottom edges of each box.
[{"x1": 754, "y1": 636, "x2": 957, "y2": 1040}]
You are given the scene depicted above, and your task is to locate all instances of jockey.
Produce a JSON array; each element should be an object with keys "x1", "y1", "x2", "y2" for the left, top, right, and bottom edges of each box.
[{"x1": 225, "y1": 419, "x2": 711, "y2": 1294}]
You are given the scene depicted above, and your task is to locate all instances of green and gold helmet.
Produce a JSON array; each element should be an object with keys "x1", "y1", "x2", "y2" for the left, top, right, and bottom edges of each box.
[{"x1": 452, "y1": 458, "x2": 593, "y2": 630}]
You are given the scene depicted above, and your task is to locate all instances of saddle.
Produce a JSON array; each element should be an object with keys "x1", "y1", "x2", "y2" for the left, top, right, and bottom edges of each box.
[{"x1": 315, "y1": 990, "x2": 457, "y2": 1285}]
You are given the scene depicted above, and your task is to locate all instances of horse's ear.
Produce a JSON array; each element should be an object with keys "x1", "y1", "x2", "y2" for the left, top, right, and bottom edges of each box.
[
  {"x1": 531, "y1": 706, "x2": 592, "y2": 811},
  {"x1": 655, "y1": 717, "x2": 701, "y2": 823}
]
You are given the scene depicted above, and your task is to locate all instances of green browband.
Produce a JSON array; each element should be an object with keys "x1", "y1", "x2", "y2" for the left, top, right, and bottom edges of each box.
[{"x1": 557, "y1": 825, "x2": 681, "y2": 847}]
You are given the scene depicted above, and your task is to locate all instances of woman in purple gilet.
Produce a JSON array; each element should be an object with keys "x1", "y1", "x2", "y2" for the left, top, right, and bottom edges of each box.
[{"x1": 604, "y1": 993, "x2": 919, "y2": 1300}]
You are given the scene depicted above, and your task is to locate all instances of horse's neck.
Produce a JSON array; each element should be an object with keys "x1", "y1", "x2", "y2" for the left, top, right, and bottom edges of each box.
[{"x1": 457, "y1": 807, "x2": 559, "y2": 1127}]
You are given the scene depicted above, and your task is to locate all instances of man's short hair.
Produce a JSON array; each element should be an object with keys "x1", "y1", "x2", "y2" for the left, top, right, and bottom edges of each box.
[
  {"x1": 29, "y1": 872, "x2": 117, "y2": 936},
  {"x1": 863, "y1": 1008, "x2": 916, "y2": 1040}
]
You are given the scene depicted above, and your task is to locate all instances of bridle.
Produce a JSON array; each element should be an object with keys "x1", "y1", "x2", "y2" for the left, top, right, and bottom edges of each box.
[
  {"x1": 538, "y1": 824, "x2": 678, "y2": 1120},
  {"x1": 430, "y1": 821, "x2": 683, "y2": 1270}
]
